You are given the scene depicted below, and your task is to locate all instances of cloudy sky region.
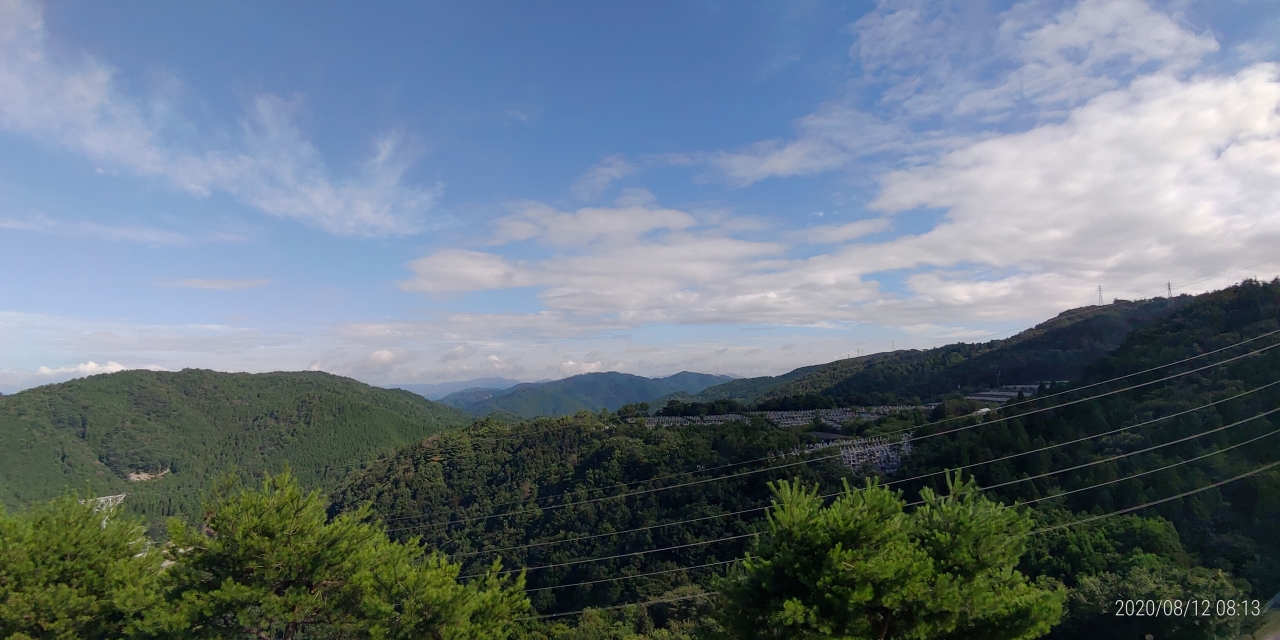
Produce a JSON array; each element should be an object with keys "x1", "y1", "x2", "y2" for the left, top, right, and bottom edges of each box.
[{"x1": 2, "y1": 0, "x2": 1280, "y2": 392}]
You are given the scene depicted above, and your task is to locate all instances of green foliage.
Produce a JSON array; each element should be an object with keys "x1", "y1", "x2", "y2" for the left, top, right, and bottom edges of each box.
[
  {"x1": 441, "y1": 372, "x2": 733, "y2": 419},
  {"x1": 617, "y1": 403, "x2": 651, "y2": 419},
  {"x1": 1024, "y1": 514, "x2": 1255, "y2": 640},
  {"x1": 0, "y1": 495, "x2": 164, "y2": 640},
  {"x1": 716, "y1": 476, "x2": 1065, "y2": 640},
  {"x1": 755, "y1": 394, "x2": 836, "y2": 412},
  {"x1": 900, "y1": 279, "x2": 1280, "y2": 599},
  {"x1": 0, "y1": 369, "x2": 472, "y2": 523},
  {"x1": 332, "y1": 414, "x2": 856, "y2": 616},
  {"x1": 151, "y1": 471, "x2": 528, "y2": 639},
  {"x1": 514, "y1": 586, "x2": 717, "y2": 639},
  {"x1": 657, "y1": 399, "x2": 746, "y2": 417},
  {"x1": 2, "y1": 473, "x2": 528, "y2": 639}
]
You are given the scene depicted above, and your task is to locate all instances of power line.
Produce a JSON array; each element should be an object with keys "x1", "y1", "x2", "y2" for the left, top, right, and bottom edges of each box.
[
  {"x1": 459, "y1": 532, "x2": 760, "y2": 579},
  {"x1": 377, "y1": 328, "x2": 1280, "y2": 527},
  {"x1": 1171, "y1": 259, "x2": 1279, "y2": 292},
  {"x1": 904, "y1": 407, "x2": 1280, "y2": 506},
  {"x1": 450, "y1": 409, "x2": 1269, "y2": 586},
  {"x1": 519, "y1": 590, "x2": 714, "y2": 621},
  {"x1": 980, "y1": 327, "x2": 1280, "y2": 416},
  {"x1": 449, "y1": 508, "x2": 766, "y2": 559},
  {"x1": 502, "y1": 408, "x2": 1280, "y2": 610},
  {"x1": 448, "y1": 376, "x2": 1279, "y2": 559},
  {"x1": 883, "y1": 339, "x2": 1280, "y2": 445},
  {"x1": 1032, "y1": 457, "x2": 1280, "y2": 535},
  {"x1": 882, "y1": 378, "x2": 1280, "y2": 489},
  {"x1": 518, "y1": 424, "x2": 1280, "y2": 599},
  {"x1": 476, "y1": 407, "x2": 1277, "y2": 578},
  {"x1": 294, "y1": 276, "x2": 1279, "y2": 486},
  {"x1": 1021, "y1": 424, "x2": 1280, "y2": 506},
  {"x1": 524, "y1": 559, "x2": 737, "y2": 593},
  {"x1": 386, "y1": 454, "x2": 840, "y2": 534},
  {"x1": 386, "y1": 337, "x2": 1280, "y2": 533}
]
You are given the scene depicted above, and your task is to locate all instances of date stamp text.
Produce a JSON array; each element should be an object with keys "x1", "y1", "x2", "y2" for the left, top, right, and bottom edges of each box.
[{"x1": 1113, "y1": 600, "x2": 1263, "y2": 617}]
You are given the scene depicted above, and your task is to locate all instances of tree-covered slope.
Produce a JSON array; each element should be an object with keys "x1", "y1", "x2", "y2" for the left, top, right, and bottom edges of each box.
[
  {"x1": 332, "y1": 283, "x2": 1280, "y2": 637},
  {"x1": 439, "y1": 371, "x2": 734, "y2": 418},
  {"x1": 686, "y1": 296, "x2": 1188, "y2": 406},
  {"x1": 901, "y1": 278, "x2": 1280, "y2": 601},
  {"x1": 0, "y1": 369, "x2": 472, "y2": 521},
  {"x1": 330, "y1": 414, "x2": 854, "y2": 615}
]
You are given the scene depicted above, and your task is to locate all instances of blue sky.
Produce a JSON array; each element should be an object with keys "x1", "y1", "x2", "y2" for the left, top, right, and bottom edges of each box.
[{"x1": 3, "y1": 0, "x2": 1280, "y2": 392}]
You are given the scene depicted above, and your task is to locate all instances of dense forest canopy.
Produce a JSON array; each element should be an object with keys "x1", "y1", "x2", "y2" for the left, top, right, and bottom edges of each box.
[
  {"x1": 901, "y1": 279, "x2": 1280, "y2": 598},
  {"x1": 0, "y1": 369, "x2": 471, "y2": 525},
  {"x1": 330, "y1": 414, "x2": 857, "y2": 617},
  {"x1": 329, "y1": 281, "x2": 1280, "y2": 637}
]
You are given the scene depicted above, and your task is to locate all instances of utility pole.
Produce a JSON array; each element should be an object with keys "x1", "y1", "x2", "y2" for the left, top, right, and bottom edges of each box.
[{"x1": 1097, "y1": 285, "x2": 1104, "y2": 305}]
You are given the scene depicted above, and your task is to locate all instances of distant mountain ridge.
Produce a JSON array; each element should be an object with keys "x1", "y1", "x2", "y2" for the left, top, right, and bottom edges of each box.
[
  {"x1": 389, "y1": 377, "x2": 523, "y2": 400},
  {"x1": 438, "y1": 371, "x2": 735, "y2": 418},
  {"x1": 676, "y1": 296, "x2": 1191, "y2": 407},
  {"x1": 0, "y1": 369, "x2": 472, "y2": 520}
]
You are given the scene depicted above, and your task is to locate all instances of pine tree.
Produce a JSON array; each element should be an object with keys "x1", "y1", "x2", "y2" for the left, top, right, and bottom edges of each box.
[
  {"x1": 716, "y1": 476, "x2": 1065, "y2": 640},
  {"x1": 0, "y1": 495, "x2": 164, "y2": 639},
  {"x1": 149, "y1": 471, "x2": 530, "y2": 639}
]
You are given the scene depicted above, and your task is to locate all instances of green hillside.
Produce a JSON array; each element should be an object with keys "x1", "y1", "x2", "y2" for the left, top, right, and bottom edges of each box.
[
  {"x1": 903, "y1": 279, "x2": 1280, "y2": 603},
  {"x1": 331, "y1": 413, "x2": 853, "y2": 616},
  {"x1": 438, "y1": 370, "x2": 734, "y2": 418},
  {"x1": 682, "y1": 296, "x2": 1187, "y2": 407},
  {"x1": 0, "y1": 369, "x2": 472, "y2": 522},
  {"x1": 328, "y1": 281, "x2": 1280, "y2": 637}
]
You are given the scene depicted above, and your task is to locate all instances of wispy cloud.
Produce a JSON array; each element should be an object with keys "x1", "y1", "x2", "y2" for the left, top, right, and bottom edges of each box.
[
  {"x1": 170, "y1": 278, "x2": 271, "y2": 290},
  {"x1": 700, "y1": 0, "x2": 1224, "y2": 186},
  {"x1": 0, "y1": 0, "x2": 441, "y2": 236},
  {"x1": 570, "y1": 154, "x2": 636, "y2": 200},
  {"x1": 37, "y1": 360, "x2": 129, "y2": 376},
  {"x1": 0, "y1": 215, "x2": 190, "y2": 245},
  {"x1": 399, "y1": 1, "x2": 1280, "y2": 332}
]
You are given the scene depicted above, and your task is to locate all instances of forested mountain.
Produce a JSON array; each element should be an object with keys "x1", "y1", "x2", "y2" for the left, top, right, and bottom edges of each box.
[
  {"x1": 901, "y1": 279, "x2": 1280, "y2": 607},
  {"x1": 390, "y1": 377, "x2": 523, "y2": 400},
  {"x1": 438, "y1": 371, "x2": 734, "y2": 418},
  {"x1": 0, "y1": 369, "x2": 471, "y2": 523},
  {"x1": 328, "y1": 280, "x2": 1280, "y2": 638},
  {"x1": 330, "y1": 414, "x2": 856, "y2": 616},
  {"x1": 679, "y1": 296, "x2": 1189, "y2": 407}
]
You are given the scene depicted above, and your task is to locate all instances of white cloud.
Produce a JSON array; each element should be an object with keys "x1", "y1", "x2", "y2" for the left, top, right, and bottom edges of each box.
[
  {"x1": 794, "y1": 217, "x2": 892, "y2": 244},
  {"x1": 866, "y1": 64, "x2": 1280, "y2": 306},
  {"x1": 404, "y1": 200, "x2": 898, "y2": 326},
  {"x1": 401, "y1": 54, "x2": 1280, "y2": 330},
  {"x1": 491, "y1": 198, "x2": 695, "y2": 246},
  {"x1": 440, "y1": 344, "x2": 477, "y2": 362},
  {"x1": 703, "y1": 0, "x2": 1226, "y2": 185},
  {"x1": 570, "y1": 154, "x2": 636, "y2": 200},
  {"x1": 0, "y1": 0, "x2": 439, "y2": 236},
  {"x1": 959, "y1": 0, "x2": 1218, "y2": 115},
  {"x1": 37, "y1": 360, "x2": 128, "y2": 376},
  {"x1": 705, "y1": 106, "x2": 914, "y2": 186},
  {"x1": 402, "y1": 249, "x2": 528, "y2": 293}
]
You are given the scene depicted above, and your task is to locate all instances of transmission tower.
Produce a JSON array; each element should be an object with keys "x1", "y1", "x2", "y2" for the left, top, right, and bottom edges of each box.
[{"x1": 1097, "y1": 285, "x2": 1103, "y2": 305}]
